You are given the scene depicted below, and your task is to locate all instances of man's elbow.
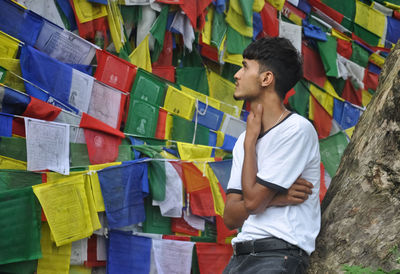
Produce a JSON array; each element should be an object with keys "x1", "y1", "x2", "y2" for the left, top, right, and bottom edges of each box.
[
  {"x1": 223, "y1": 213, "x2": 239, "y2": 230},
  {"x1": 243, "y1": 200, "x2": 266, "y2": 215}
]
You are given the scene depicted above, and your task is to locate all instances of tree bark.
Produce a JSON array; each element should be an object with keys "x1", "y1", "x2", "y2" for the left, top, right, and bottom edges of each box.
[{"x1": 308, "y1": 42, "x2": 400, "y2": 272}]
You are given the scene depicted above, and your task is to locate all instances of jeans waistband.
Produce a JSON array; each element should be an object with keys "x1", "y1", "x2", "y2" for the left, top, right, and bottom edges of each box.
[{"x1": 233, "y1": 237, "x2": 306, "y2": 256}]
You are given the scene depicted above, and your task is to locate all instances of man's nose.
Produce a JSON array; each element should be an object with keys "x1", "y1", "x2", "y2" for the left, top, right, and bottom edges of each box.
[{"x1": 234, "y1": 68, "x2": 242, "y2": 80}]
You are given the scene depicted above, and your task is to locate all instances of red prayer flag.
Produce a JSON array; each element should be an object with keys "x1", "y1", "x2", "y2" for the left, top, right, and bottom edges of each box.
[
  {"x1": 180, "y1": 0, "x2": 197, "y2": 29},
  {"x1": 342, "y1": 79, "x2": 362, "y2": 106},
  {"x1": 337, "y1": 39, "x2": 352, "y2": 59},
  {"x1": 171, "y1": 217, "x2": 200, "y2": 236},
  {"x1": 155, "y1": 108, "x2": 167, "y2": 139},
  {"x1": 84, "y1": 128, "x2": 121, "y2": 165},
  {"x1": 80, "y1": 112, "x2": 125, "y2": 138},
  {"x1": 152, "y1": 66, "x2": 175, "y2": 83},
  {"x1": 94, "y1": 50, "x2": 137, "y2": 93},
  {"x1": 153, "y1": 31, "x2": 173, "y2": 67},
  {"x1": 319, "y1": 162, "x2": 327, "y2": 203},
  {"x1": 216, "y1": 215, "x2": 237, "y2": 245},
  {"x1": 260, "y1": 2, "x2": 279, "y2": 38},
  {"x1": 302, "y1": 43, "x2": 327, "y2": 88},
  {"x1": 85, "y1": 235, "x2": 106, "y2": 267},
  {"x1": 283, "y1": 87, "x2": 296, "y2": 105},
  {"x1": 308, "y1": 0, "x2": 344, "y2": 23},
  {"x1": 311, "y1": 96, "x2": 332, "y2": 139},
  {"x1": 190, "y1": 187, "x2": 216, "y2": 216},
  {"x1": 12, "y1": 96, "x2": 62, "y2": 137},
  {"x1": 196, "y1": 243, "x2": 233, "y2": 274},
  {"x1": 363, "y1": 69, "x2": 379, "y2": 91}
]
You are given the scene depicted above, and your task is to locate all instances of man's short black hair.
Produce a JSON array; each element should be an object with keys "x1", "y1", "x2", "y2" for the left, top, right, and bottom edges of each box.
[{"x1": 243, "y1": 37, "x2": 303, "y2": 100}]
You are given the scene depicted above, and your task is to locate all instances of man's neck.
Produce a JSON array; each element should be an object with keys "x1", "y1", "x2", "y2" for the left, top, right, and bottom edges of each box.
[{"x1": 249, "y1": 92, "x2": 287, "y2": 134}]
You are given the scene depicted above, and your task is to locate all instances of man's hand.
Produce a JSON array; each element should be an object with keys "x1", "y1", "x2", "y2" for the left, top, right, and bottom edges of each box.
[
  {"x1": 270, "y1": 178, "x2": 314, "y2": 207},
  {"x1": 245, "y1": 104, "x2": 263, "y2": 146}
]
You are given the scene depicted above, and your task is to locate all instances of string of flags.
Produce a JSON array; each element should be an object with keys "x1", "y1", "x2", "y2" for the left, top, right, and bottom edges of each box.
[{"x1": 0, "y1": 0, "x2": 399, "y2": 273}]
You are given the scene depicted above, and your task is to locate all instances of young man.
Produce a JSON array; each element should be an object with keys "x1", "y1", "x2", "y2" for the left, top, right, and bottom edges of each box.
[{"x1": 223, "y1": 37, "x2": 321, "y2": 273}]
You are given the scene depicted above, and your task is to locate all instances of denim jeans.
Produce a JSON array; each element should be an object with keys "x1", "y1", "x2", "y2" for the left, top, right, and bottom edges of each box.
[{"x1": 223, "y1": 249, "x2": 309, "y2": 274}]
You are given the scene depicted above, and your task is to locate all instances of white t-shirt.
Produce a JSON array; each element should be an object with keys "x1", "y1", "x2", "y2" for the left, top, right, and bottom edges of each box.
[{"x1": 227, "y1": 113, "x2": 321, "y2": 255}]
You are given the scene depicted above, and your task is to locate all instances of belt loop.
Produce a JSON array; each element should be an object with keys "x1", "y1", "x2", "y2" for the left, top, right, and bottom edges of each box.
[{"x1": 250, "y1": 240, "x2": 256, "y2": 255}]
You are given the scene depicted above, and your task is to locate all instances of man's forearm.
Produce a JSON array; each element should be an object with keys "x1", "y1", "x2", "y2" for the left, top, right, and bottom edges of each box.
[{"x1": 223, "y1": 198, "x2": 249, "y2": 230}]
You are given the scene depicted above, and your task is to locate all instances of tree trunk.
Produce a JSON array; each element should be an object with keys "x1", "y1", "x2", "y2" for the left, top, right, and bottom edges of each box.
[{"x1": 308, "y1": 42, "x2": 400, "y2": 272}]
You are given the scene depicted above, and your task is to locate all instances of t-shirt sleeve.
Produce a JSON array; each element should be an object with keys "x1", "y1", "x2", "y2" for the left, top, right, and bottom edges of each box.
[
  {"x1": 256, "y1": 123, "x2": 317, "y2": 192},
  {"x1": 226, "y1": 135, "x2": 244, "y2": 194}
]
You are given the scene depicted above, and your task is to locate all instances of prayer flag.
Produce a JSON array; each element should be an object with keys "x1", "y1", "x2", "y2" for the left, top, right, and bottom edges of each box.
[
  {"x1": 196, "y1": 243, "x2": 233, "y2": 274},
  {"x1": 37, "y1": 222, "x2": 72, "y2": 274},
  {"x1": 129, "y1": 35, "x2": 152, "y2": 72},
  {"x1": 143, "y1": 197, "x2": 172, "y2": 234},
  {"x1": 0, "y1": 113, "x2": 13, "y2": 137},
  {"x1": 32, "y1": 175, "x2": 93, "y2": 246},
  {"x1": 0, "y1": 0, "x2": 43, "y2": 45},
  {"x1": 97, "y1": 160, "x2": 149, "y2": 228},
  {"x1": 0, "y1": 187, "x2": 42, "y2": 265},
  {"x1": 152, "y1": 238, "x2": 195, "y2": 274},
  {"x1": 72, "y1": 0, "x2": 107, "y2": 24},
  {"x1": 209, "y1": 160, "x2": 232, "y2": 192},
  {"x1": 333, "y1": 99, "x2": 361, "y2": 130},
  {"x1": 150, "y1": 5, "x2": 169, "y2": 62},
  {"x1": 0, "y1": 31, "x2": 20, "y2": 58},
  {"x1": 107, "y1": 231, "x2": 152, "y2": 274},
  {"x1": 226, "y1": 3, "x2": 253, "y2": 37},
  {"x1": 317, "y1": 35, "x2": 339, "y2": 77},
  {"x1": 319, "y1": 131, "x2": 349, "y2": 177},
  {"x1": 35, "y1": 19, "x2": 96, "y2": 65},
  {"x1": 302, "y1": 43, "x2": 327, "y2": 88},
  {"x1": 260, "y1": 2, "x2": 279, "y2": 38},
  {"x1": 310, "y1": 96, "x2": 332, "y2": 139},
  {"x1": 0, "y1": 155, "x2": 27, "y2": 170}
]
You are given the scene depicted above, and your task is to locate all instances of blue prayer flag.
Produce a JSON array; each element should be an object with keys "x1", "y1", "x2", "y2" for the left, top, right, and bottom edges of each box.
[
  {"x1": 302, "y1": 20, "x2": 327, "y2": 41},
  {"x1": 333, "y1": 99, "x2": 361, "y2": 130},
  {"x1": 20, "y1": 45, "x2": 78, "y2": 113},
  {"x1": 0, "y1": 113, "x2": 13, "y2": 137},
  {"x1": 88, "y1": 0, "x2": 108, "y2": 4},
  {"x1": 209, "y1": 159, "x2": 232, "y2": 192},
  {"x1": 108, "y1": 231, "x2": 152, "y2": 274},
  {"x1": 386, "y1": 17, "x2": 400, "y2": 45},
  {"x1": 0, "y1": 0, "x2": 43, "y2": 45},
  {"x1": 54, "y1": 0, "x2": 77, "y2": 31},
  {"x1": 97, "y1": 160, "x2": 149, "y2": 229},
  {"x1": 0, "y1": 86, "x2": 31, "y2": 115},
  {"x1": 221, "y1": 134, "x2": 237, "y2": 151},
  {"x1": 253, "y1": 12, "x2": 263, "y2": 39}
]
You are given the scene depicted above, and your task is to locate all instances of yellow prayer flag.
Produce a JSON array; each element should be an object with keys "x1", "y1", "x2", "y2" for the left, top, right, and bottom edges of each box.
[
  {"x1": 129, "y1": 35, "x2": 152, "y2": 72},
  {"x1": 69, "y1": 265, "x2": 92, "y2": 274},
  {"x1": 308, "y1": 94, "x2": 314, "y2": 121},
  {"x1": 309, "y1": 83, "x2": 334, "y2": 116},
  {"x1": 206, "y1": 164, "x2": 225, "y2": 216},
  {"x1": 267, "y1": 0, "x2": 285, "y2": 11},
  {"x1": 106, "y1": 0, "x2": 125, "y2": 53},
  {"x1": 72, "y1": 0, "x2": 107, "y2": 23},
  {"x1": 88, "y1": 162, "x2": 121, "y2": 212},
  {"x1": 0, "y1": 31, "x2": 20, "y2": 58},
  {"x1": 164, "y1": 111, "x2": 173, "y2": 141},
  {"x1": 225, "y1": 6, "x2": 253, "y2": 37},
  {"x1": 37, "y1": 222, "x2": 71, "y2": 274},
  {"x1": 46, "y1": 172, "x2": 101, "y2": 231},
  {"x1": 253, "y1": 0, "x2": 266, "y2": 12},
  {"x1": 345, "y1": 126, "x2": 355, "y2": 138},
  {"x1": 216, "y1": 131, "x2": 225, "y2": 148},
  {"x1": 32, "y1": 176, "x2": 93, "y2": 246},
  {"x1": 324, "y1": 80, "x2": 343, "y2": 101},
  {"x1": 0, "y1": 58, "x2": 26, "y2": 92},
  {"x1": 177, "y1": 142, "x2": 213, "y2": 161},
  {"x1": 0, "y1": 155, "x2": 26, "y2": 170},
  {"x1": 331, "y1": 29, "x2": 352, "y2": 42},
  {"x1": 355, "y1": 0, "x2": 386, "y2": 37},
  {"x1": 180, "y1": 85, "x2": 221, "y2": 110},
  {"x1": 362, "y1": 89, "x2": 373, "y2": 106},
  {"x1": 202, "y1": 6, "x2": 214, "y2": 45},
  {"x1": 164, "y1": 85, "x2": 196, "y2": 120},
  {"x1": 369, "y1": 52, "x2": 385, "y2": 67},
  {"x1": 207, "y1": 70, "x2": 244, "y2": 118},
  {"x1": 289, "y1": 13, "x2": 303, "y2": 26},
  {"x1": 384, "y1": 2, "x2": 400, "y2": 10}
]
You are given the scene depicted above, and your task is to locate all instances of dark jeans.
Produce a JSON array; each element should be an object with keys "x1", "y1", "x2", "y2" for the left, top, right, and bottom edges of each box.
[{"x1": 223, "y1": 240, "x2": 309, "y2": 274}]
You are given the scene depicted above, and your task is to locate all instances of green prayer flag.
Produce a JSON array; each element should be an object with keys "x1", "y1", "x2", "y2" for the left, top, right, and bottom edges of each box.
[
  {"x1": 70, "y1": 143, "x2": 90, "y2": 168},
  {"x1": 317, "y1": 35, "x2": 339, "y2": 78},
  {"x1": 226, "y1": 26, "x2": 252, "y2": 55},
  {"x1": 328, "y1": 77, "x2": 346, "y2": 97},
  {"x1": 239, "y1": 0, "x2": 255, "y2": 26},
  {"x1": 0, "y1": 187, "x2": 42, "y2": 265},
  {"x1": 350, "y1": 41, "x2": 370, "y2": 68},
  {"x1": 116, "y1": 145, "x2": 133, "y2": 162},
  {"x1": 172, "y1": 115, "x2": 210, "y2": 146},
  {"x1": 181, "y1": 47, "x2": 204, "y2": 67},
  {"x1": 118, "y1": 47, "x2": 131, "y2": 62},
  {"x1": 0, "y1": 259, "x2": 38, "y2": 274},
  {"x1": 322, "y1": 0, "x2": 356, "y2": 22},
  {"x1": 176, "y1": 67, "x2": 209, "y2": 96},
  {"x1": 353, "y1": 24, "x2": 380, "y2": 47},
  {"x1": 308, "y1": 13, "x2": 331, "y2": 33},
  {"x1": 319, "y1": 131, "x2": 349, "y2": 177},
  {"x1": 150, "y1": 6, "x2": 169, "y2": 62},
  {"x1": 0, "y1": 170, "x2": 42, "y2": 192},
  {"x1": 0, "y1": 137, "x2": 27, "y2": 162},
  {"x1": 211, "y1": 11, "x2": 227, "y2": 49},
  {"x1": 0, "y1": 66, "x2": 6, "y2": 83},
  {"x1": 289, "y1": 80, "x2": 310, "y2": 118},
  {"x1": 142, "y1": 197, "x2": 171, "y2": 234},
  {"x1": 221, "y1": 62, "x2": 241, "y2": 84},
  {"x1": 121, "y1": 5, "x2": 141, "y2": 25},
  {"x1": 132, "y1": 145, "x2": 166, "y2": 201}
]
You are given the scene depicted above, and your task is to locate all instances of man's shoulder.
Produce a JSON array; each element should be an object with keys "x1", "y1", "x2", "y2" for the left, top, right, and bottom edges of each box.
[{"x1": 285, "y1": 113, "x2": 316, "y2": 136}]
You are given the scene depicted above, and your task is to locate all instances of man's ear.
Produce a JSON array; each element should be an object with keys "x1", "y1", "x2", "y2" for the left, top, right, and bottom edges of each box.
[{"x1": 260, "y1": 71, "x2": 274, "y2": 88}]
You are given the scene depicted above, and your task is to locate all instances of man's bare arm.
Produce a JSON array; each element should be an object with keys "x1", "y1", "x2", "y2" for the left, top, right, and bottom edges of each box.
[{"x1": 223, "y1": 193, "x2": 249, "y2": 230}]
